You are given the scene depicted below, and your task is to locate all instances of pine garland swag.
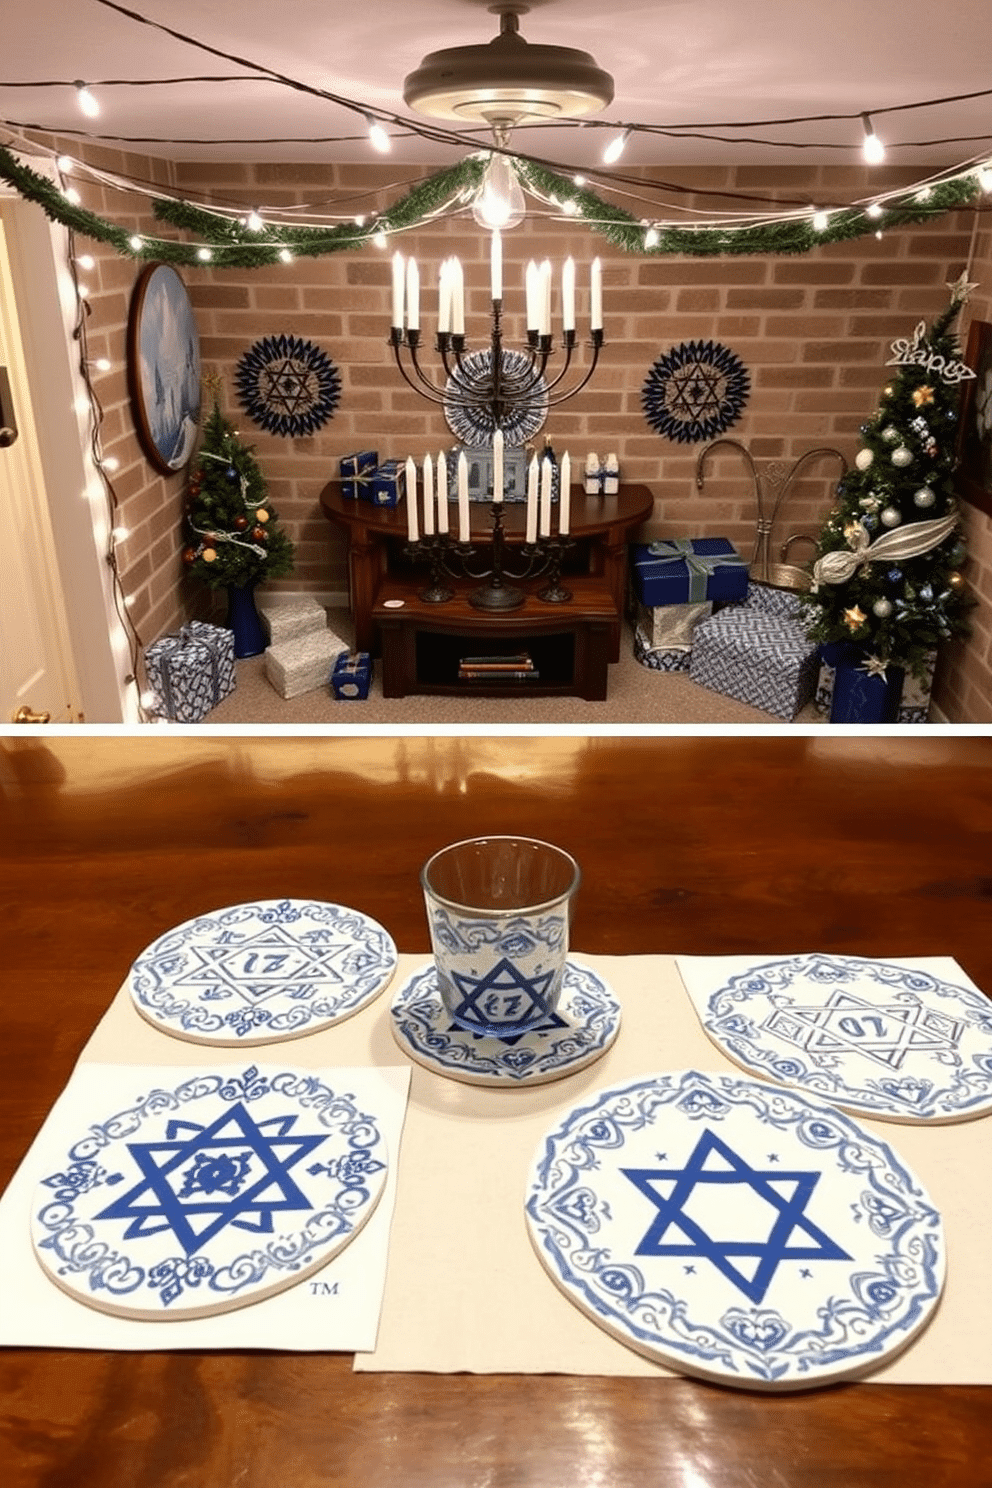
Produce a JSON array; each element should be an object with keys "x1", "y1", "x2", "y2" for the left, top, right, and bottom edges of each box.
[{"x1": 182, "y1": 402, "x2": 295, "y2": 589}]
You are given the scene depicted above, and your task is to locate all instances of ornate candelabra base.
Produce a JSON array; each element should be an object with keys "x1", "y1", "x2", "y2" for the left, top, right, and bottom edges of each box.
[{"x1": 407, "y1": 505, "x2": 573, "y2": 612}]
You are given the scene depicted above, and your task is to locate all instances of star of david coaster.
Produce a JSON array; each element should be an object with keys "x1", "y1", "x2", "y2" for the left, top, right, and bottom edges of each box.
[
  {"x1": 389, "y1": 961, "x2": 621, "y2": 1087},
  {"x1": 680, "y1": 953, "x2": 992, "y2": 1123},
  {"x1": 30, "y1": 1065, "x2": 388, "y2": 1321},
  {"x1": 129, "y1": 899, "x2": 398, "y2": 1046},
  {"x1": 525, "y1": 1069, "x2": 944, "y2": 1390}
]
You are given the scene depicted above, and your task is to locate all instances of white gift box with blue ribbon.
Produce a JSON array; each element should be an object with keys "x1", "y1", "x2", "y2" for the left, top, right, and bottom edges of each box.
[
  {"x1": 631, "y1": 538, "x2": 748, "y2": 606},
  {"x1": 145, "y1": 621, "x2": 236, "y2": 722}
]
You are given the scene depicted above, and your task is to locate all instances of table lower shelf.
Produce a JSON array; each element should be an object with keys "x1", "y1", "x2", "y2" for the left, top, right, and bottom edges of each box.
[{"x1": 372, "y1": 576, "x2": 618, "y2": 700}]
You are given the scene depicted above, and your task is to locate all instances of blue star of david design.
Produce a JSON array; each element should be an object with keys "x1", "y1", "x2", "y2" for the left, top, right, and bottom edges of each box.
[
  {"x1": 622, "y1": 1129, "x2": 851, "y2": 1304},
  {"x1": 95, "y1": 1101, "x2": 327, "y2": 1256},
  {"x1": 764, "y1": 988, "x2": 964, "y2": 1069},
  {"x1": 162, "y1": 925, "x2": 346, "y2": 1005},
  {"x1": 448, "y1": 956, "x2": 558, "y2": 1033}
]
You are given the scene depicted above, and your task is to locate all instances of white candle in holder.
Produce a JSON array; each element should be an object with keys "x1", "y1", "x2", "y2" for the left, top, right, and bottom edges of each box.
[
  {"x1": 391, "y1": 252, "x2": 405, "y2": 329},
  {"x1": 438, "y1": 259, "x2": 452, "y2": 335},
  {"x1": 406, "y1": 257, "x2": 420, "y2": 332},
  {"x1": 559, "y1": 451, "x2": 571, "y2": 535},
  {"x1": 562, "y1": 258, "x2": 575, "y2": 332},
  {"x1": 492, "y1": 428, "x2": 504, "y2": 504},
  {"x1": 423, "y1": 453, "x2": 434, "y2": 538},
  {"x1": 591, "y1": 257, "x2": 603, "y2": 332},
  {"x1": 525, "y1": 259, "x2": 539, "y2": 334},
  {"x1": 436, "y1": 450, "x2": 449, "y2": 533},
  {"x1": 451, "y1": 258, "x2": 465, "y2": 335},
  {"x1": 405, "y1": 456, "x2": 418, "y2": 542},
  {"x1": 525, "y1": 454, "x2": 539, "y2": 543},
  {"x1": 539, "y1": 456, "x2": 553, "y2": 537},
  {"x1": 457, "y1": 452, "x2": 471, "y2": 542},
  {"x1": 540, "y1": 259, "x2": 552, "y2": 336},
  {"x1": 491, "y1": 229, "x2": 502, "y2": 301}
]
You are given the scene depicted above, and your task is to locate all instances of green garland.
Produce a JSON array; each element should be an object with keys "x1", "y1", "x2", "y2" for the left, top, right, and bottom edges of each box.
[{"x1": 0, "y1": 141, "x2": 983, "y2": 265}]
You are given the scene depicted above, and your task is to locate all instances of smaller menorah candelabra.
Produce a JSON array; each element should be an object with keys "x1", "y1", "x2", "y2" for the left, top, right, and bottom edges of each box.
[{"x1": 403, "y1": 440, "x2": 573, "y2": 610}]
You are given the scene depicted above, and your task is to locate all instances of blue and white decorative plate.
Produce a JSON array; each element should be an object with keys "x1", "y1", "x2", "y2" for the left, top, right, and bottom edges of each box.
[
  {"x1": 389, "y1": 960, "x2": 621, "y2": 1086},
  {"x1": 129, "y1": 900, "x2": 398, "y2": 1046},
  {"x1": 686, "y1": 953, "x2": 992, "y2": 1123},
  {"x1": 443, "y1": 349, "x2": 548, "y2": 448},
  {"x1": 31, "y1": 1065, "x2": 388, "y2": 1320},
  {"x1": 526, "y1": 1069, "x2": 944, "y2": 1390}
]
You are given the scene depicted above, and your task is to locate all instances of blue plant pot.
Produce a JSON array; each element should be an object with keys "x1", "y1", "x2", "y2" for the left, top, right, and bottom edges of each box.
[
  {"x1": 827, "y1": 644, "x2": 904, "y2": 724},
  {"x1": 225, "y1": 583, "x2": 266, "y2": 658}
]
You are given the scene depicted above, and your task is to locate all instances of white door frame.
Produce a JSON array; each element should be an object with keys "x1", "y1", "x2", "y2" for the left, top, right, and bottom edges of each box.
[{"x1": 1, "y1": 163, "x2": 129, "y2": 723}]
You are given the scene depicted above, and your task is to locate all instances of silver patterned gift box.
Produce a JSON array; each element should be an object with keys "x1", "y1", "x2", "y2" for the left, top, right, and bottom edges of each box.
[
  {"x1": 257, "y1": 593, "x2": 328, "y2": 647},
  {"x1": 145, "y1": 621, "x2": 236, "y2": 722},
  {"x1": 690, "y1": 606, "x2": 820, "y2": 719},
  {"x1": 264, "y1": 626, "x2": 349, "y2": 699}
]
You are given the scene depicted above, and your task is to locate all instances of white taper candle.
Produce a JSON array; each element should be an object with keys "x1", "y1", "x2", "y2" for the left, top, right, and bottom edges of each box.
[
  {"x1": 391, "y1": 251, "x2": 405, "y2": 330},
  {"x1": 492, "y1": 428, "x2": 504, "y2": 504},
  {"x1": 590, "y1": 257, "x2": 602, "y2": 332},
  {"x1": 436, "y1": 450, "x2": 448, "y2": 533},
  {"x1": 562, "y1": 257, "x2": 575, "y2": 332},
  {"x1": 457, "y1": 452, "x2": 470, "y2": 542},
  {"x1": 525, "y1": 454, "x2": 539, "y2": 544},
  {"x1": 490, "y1": 229, "x2": 502, "y2": 301},
  {"x1": 451, "y1": 258, "x2": 465, "y2": 335},
  {"x1": 559, "y1": 452, "x2": 571, "y2": 535},
  {"x1": 406, "y1": 256, "x2": 420, "y2": 332},
  {"x1": 539, "y1": 456, "x2": 553, "y2": 537},
  {"x1": 405, "y1": 456, "x2": 418, "y2": 542}
]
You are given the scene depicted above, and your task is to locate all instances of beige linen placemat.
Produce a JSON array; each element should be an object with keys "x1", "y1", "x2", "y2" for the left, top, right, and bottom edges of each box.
[{"x1": 353, "y1": 953, "x2": 992, "y2": 1382}]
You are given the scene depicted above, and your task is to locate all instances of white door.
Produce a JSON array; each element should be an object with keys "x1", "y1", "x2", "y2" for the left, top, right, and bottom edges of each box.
[{"x1": 0, "y1": 211, "x2": 82, "y2": 724}]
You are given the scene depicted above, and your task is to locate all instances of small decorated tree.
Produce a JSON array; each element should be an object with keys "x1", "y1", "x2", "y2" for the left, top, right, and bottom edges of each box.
[
  {"x1": 182, "y1": 400, "x2": 295, "y2": 590},
  {"x1": 802, "y1": 277, "x2": 975, "y2": 685}
]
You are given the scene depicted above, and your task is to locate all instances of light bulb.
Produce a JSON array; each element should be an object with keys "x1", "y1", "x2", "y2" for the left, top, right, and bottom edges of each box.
[
  {"x1": 978, "y1": 166, "x2": 992, "y2": 192},
  {"x1": 74, "y1": 81, "x2": 99, "y2": 117},
  {"x1": 129, "y1": 235, "x2": 143, "y2": 252},
  {"x1": 644, "y1": 226, "x2": 660, "y2": 248},
  {"x1": 812, "y1": 209, "x2": 829, "y2": 232},
  {"x1": 861, "y1": 113, "x2": 885, "y2": 164},
  {"x1": 367, "y1": 116, "x2": 391, "y2": 153},
  {"x1": 196, "y1": 246, "x2": 213, "y2": 261},
  {"x1": 278, "y1": 247, "x2": 293, "y2": 263},
  {"x1": 602, "y1": 128, "x2": 629, "y2": 165},
  {"x1": 245, "y1": 208, "x2": 264, "y2": 232},
  {"x1": 471, "y1": 155, "x2": 526, "y2": 231}
]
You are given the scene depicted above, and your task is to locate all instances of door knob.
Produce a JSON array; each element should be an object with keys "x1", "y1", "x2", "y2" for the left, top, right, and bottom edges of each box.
[{"x1": 12, "y1": 705, "x2": 51, "y2": 723}]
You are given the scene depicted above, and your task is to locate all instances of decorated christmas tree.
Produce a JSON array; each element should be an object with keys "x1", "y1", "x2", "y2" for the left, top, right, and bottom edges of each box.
[
  {"x1": 802, "y1": 277, "x2": 975, "y2": 681},
  {"x1": 182, "y1": 400, "x2": 295, "y2": 589}
]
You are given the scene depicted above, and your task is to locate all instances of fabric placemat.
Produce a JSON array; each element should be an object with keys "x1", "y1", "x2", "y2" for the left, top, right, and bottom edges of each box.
[{"x1": 354, "y1": 953, "x2": 992, "y2": 1382}]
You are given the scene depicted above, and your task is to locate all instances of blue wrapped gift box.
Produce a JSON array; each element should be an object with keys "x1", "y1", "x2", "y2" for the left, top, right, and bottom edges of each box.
[
  {"x1": 339, "y1": 450, "x2": 378, "y2": 500},
  {"x1": 331, "y1": 650, "x2": 373, "y2": 700},
  {"x1": 145, "y1": 621, "x2": 236, "y2": 722},
  {"x1": 370, "y1": 460, "x2": 402, "y2": 507},
  {"x1": 631, "y1": 538, "x2": 748, "y2": 606}
]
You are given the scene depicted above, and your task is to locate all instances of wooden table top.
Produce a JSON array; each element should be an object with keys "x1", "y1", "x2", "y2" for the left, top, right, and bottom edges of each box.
[
  {"x1": 320, "y1": 480, "x2": 655, "y2": 542},
  {"x1": 2, "y1": 733, "x2": 991, "y2": 1486}
]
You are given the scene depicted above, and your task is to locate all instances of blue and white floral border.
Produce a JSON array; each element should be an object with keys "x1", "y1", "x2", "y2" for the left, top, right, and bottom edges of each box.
[
  {"x1": 525, "y1": 1069, "x2": 944, "y2": 1390},
  {"x1": 129, "y1": 899, "x2": 397, "y2": 1046}
]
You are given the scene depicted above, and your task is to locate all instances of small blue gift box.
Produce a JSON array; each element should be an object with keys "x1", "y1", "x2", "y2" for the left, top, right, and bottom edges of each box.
[
  {"x1": 631, "y1": 538, "x2": 748, "y2": 606},
  {"x1": 331, "y1": 650, "x2": 373, "y2": 700},
  {"x1": 370, "y1": 460, "x2": 402, "y2": 506},
  {"x1": 339, "y1": 451, "x2": 378, "y2": 500}
]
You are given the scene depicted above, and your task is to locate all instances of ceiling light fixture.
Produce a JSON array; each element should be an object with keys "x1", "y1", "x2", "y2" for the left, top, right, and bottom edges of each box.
[
  {"x1": 403, "y1": 5, "x2": 614, "y2": 129},
  {"x1": 471, "y1": 150, "x2": 527, "y2": 230}
]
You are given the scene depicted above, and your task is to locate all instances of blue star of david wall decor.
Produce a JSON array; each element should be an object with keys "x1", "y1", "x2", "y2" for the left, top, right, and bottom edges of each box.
[
  {"x1": 622, "y1": 1129, "x2": 851, "y2": 1305},
  {"x1": 642, "y1": 340, "x2": 750, "y2": 444},
  {"x1": 235, "y1": 335, "x2": 341, "y2": 437}
]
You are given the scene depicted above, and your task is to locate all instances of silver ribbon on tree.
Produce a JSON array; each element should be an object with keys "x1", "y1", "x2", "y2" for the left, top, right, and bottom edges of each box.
[{"x1": 812, "y1": 515, "x2": 958, "y2": 587}]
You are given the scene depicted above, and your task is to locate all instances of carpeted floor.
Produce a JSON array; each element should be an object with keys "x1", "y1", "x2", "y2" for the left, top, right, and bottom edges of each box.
[{"x1": 203, "y1": 608, "x2": 825, "y2": 728}]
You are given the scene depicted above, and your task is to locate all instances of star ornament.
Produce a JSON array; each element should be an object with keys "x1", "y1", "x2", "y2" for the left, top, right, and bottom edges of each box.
[
  {"x1": 948, "y1": 271, "x2": 979, "y2": 304},
  {"x1": 912, "y1": 385, "x2": 935, "y2": 407},
  {"x1": 860, "y1": 653, "x2": 891, "y2": 682},
  {"x1": 842, "y1": 605, "x2": 868, "y2": 632}
]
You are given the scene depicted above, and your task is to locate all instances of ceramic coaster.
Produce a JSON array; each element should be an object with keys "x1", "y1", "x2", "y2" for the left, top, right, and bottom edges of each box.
[
  {"x1": 31, "y1": 1064, "x2": 388, "y2": 1321},
  {"x1": 129, "y1": 899, "x2": 398, "y2": 1046},
  {"x1": 389, "y1": 960, "x2": 621, "y2": 1087},
  {"x1": 526, "y1": 1069, "x2": 944, "y2": 1391},
  {"x1": 682, "y1": 953, "x2": 992, "y2": 1123}
]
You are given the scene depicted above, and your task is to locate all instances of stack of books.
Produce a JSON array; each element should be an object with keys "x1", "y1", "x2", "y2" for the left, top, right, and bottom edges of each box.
[{"x1": 457, "y1": 651, "x2": 539, "y2": 683}]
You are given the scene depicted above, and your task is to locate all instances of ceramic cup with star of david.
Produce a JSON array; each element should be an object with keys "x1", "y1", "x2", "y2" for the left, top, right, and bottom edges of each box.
[{"x1": 421, "y1": 836, "x2": 581, "y2": 1039}]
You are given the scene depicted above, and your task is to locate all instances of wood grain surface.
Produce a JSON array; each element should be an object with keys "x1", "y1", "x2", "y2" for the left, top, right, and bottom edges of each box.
[{"x1": 2, "y1": 733, "x2": 991, "y2": 1487}]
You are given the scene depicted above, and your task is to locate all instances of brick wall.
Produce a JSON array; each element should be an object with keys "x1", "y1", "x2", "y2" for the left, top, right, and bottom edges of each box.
[{"x1": 42, "y1": 143, "x2": 991, "y2": 718}]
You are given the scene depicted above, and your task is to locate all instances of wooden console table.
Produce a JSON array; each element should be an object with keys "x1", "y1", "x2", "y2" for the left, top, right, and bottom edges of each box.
[
  {"x1": 319, "y1": 480, "x2": 654, "y2": 661},
  {"x1": 372, "y1": 574, "x2": 617, "y2": 700}
]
